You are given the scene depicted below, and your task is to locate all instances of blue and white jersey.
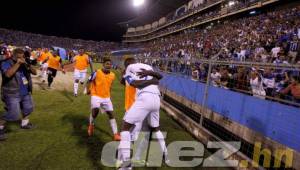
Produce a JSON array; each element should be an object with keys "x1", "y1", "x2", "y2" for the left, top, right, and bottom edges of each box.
[{"x1": 124, "y1": 63, "x2": 160, "y2": 96}]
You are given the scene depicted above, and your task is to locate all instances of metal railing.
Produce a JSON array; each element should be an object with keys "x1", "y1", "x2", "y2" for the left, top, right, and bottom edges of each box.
[{"x1": 111, "y1": 55, "x2": 300, "y2": 107}]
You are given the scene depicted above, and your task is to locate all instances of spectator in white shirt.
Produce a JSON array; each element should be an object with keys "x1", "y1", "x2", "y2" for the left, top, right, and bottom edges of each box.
[
  {"x1": 211, "y1": 68, "x2": 221, "y2": 87},
  {"x1": 250, "y1": 70, "x2": 266, "y2": 99},
  {"x1": 271, "y1": 43, "x2": 281, "y2": 59}
]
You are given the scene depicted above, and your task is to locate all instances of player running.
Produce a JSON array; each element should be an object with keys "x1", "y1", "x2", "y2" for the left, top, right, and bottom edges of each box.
[
  {"x1": 42, "y1": 50, "x2": 65, "y2": 88},
  {"x1": 117, "y1": 58, "x2": 168, "y2": 169},
  {"x1": 38, "y1": 48, "x2": 52, "y2": 82},
  {"x1": 86, "y1": 57, "x2": 121, "y2": 141},
  {"x1": 73, "y1": 49, "x2": 90, "y2": 97}
]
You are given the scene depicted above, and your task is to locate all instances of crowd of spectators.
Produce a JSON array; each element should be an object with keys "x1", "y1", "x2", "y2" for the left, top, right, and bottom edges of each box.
[
  {"x1": 1, "y1": 1, "x2": 299, "y2": 106},
  {"x1": 125, "y1": 0, "x2": 261, "y2": 38},
  {"x1": 126, "y1": 0, "x2": 223, "y2": 36},
  {"x1": 134, "y1": 56, "x2": 300, "y2": 106},
  {"x1": 132, "y1": 5, "x2": 300, "y2": 64},
  {"x1": 126, "y1": 4, "x2": 300, "y2": 106},
  {"x1": 0, "y1": 28, "x2": 119, "y2": 53}
]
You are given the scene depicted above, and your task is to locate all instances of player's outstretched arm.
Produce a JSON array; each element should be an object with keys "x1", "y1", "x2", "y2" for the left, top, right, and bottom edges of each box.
[
  {"x1": 59, "y1": 58, "x2": 65, "y2": 74},
  {"x1": 85, "y1": 72, "x2": 96, "y2": 95},
  {"x1": 128, "y1": 77, "x2": 159, "y2": 89},
  {"x1": 137, "y1": 69, "x2": 163, "y2": 80},
  {"x1": 85, "y1": 81, "x2": 91, "y2": 95}
]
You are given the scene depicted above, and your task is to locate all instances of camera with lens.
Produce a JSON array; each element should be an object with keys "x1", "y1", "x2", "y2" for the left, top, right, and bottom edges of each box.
[{"x1": 24, "y1": 50, "x2": 37, "y2": 66}]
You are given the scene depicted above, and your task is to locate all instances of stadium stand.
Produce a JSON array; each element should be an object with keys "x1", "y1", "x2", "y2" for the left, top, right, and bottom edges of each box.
[
  {"x1": 0, "y1": 28, "x2": 119, "y2": 53},
  {"x1": 0, "y1": 0, "x2": 299, "y2": 168},
  {"x1": 118, "y1": 0, "x2": 300, "y2": 169},
  {"x1": 121, "y1": 0, "x2": 300, "y2": 107}
]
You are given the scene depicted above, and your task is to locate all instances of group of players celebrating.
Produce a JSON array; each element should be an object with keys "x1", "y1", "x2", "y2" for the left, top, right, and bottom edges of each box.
[{"x1": 37, "y1": 49, "x2": 168, "y2": 170}]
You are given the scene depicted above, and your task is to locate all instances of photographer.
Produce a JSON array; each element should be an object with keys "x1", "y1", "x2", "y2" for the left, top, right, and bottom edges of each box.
[
  {"x1": 0, "y1": 48, "x2": 37, "y2": 141},
  {"x1": 0, "y1": 45, "x2": 9, "y2": 61}
]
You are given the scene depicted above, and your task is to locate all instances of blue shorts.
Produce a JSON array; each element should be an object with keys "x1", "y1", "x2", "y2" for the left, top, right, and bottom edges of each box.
[{"x1": 1, "y1": 94, "x2": 34, "y2": 121}]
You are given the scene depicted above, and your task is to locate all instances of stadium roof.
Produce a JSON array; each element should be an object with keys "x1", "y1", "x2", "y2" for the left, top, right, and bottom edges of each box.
[{"x1": 119, "y1": 0, "x2": 190, "y2": 27}]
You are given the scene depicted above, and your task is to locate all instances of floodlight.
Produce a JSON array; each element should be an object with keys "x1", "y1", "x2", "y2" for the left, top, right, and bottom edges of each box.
[{"x1": 133, "y1": 0, "x2": 145, "y2": 7}]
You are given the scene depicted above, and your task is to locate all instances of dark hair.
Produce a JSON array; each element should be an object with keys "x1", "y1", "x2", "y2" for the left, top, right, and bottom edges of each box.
[
  {"x1": 103, "y1": 57, "x2": 111, "y2": 63},
  {"x1": 124, "y1": 57, "x2": 135, "y2": 67},
  {"x1": 13, "y1": 48, "x2": 24, "y2": 56}
]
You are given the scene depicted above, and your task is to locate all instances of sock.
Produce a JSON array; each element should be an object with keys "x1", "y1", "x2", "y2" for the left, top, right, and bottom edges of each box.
[
  {"x1": 0, "y1": 125, "x2": 4, "y2": 130},
  {"x1": 42, "y1": 71, "x2": 47, "y2": 80},
  {"x1": 83, "y1": 87, "x2": 87, "y2": 94},
  {"x1": 109, "y1": 119, "x2": 118, "y2": 135},
  {"x1": 154, "y1": 131, "x2": 168, "y2": 157},
  {"x1": 74, "y1": 82, "x2": 79, "y2": 95},
  {"x1": 21, "y1": 119, "x2": 29, "y2": 127},
  {"x1": 89, "y1": 114, "x2": 94, "y2": 125},
  {"x1": 134, "y1": 132, "x2": 150, "y2": 161},
  {"x1": 117, "y1": 148, "x2": 123, "y2": 162},
  {"x1": 48, "y1": 76, "x2": 53, "y2": 87},
  {"x1": 119, "y1": 131, "x2": 131, "y2": 162},
  {"x1": 131, "y1": 123, "x2": 142, "y2": 142}
]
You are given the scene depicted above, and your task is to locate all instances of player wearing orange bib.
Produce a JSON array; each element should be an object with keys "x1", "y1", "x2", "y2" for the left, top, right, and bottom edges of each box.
[
  {"x1": 124, "y1": 84, "x2": 136, "y2": 112},
  {"x1": 73, "y1": 49, "x2": 90, "y2": 97},
  {"x1": 119, "y1": 58, "x2": 140, "y2": 142},
  {"x1": 43, "y1": 50, "x2": 65, "y2": 88},
  {"x1": 86, "y1": 58, "x2": 120, "y2": 141},
  {"x1": 38, "y1": 48, "x2": 51, "y2": 63},
  {"x1": 117, "y1": 58, "x2": 169, "y2": 168},
  {"x1": 38, "y1": 48, "x2": 52, "y2": 82}
]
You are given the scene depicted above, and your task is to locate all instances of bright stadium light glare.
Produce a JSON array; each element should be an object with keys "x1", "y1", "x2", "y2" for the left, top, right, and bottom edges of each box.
[
  {"x1": 133, "y1": 0, "x2": 145, "y2": 7},
  {"x1": 228, "y1": 1, "x2": 235, "y2": 7}
]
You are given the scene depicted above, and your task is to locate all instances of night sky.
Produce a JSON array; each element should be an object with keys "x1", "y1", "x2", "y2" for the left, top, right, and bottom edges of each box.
[{"x1": 0, "y1": 0, "x2": 145, "y2": 42}]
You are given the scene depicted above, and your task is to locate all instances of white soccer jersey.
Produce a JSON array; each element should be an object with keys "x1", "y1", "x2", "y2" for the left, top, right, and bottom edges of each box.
[{"x1": 124, "y1": 63, "x2": 160, "y2": 96}]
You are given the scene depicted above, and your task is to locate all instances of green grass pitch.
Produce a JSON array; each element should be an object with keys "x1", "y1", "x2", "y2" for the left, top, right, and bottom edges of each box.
[{"x1": 0, "y1": 66, "x2": 227, "y2": 170}]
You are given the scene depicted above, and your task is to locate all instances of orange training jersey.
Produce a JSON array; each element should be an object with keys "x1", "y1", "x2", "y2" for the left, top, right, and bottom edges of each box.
[
  {"x1": 90, "y1": 69, "x2": 115, "y2": 98},
  {"x1": 125, "y1": 83, "x2": 136, "y2": 111},
  {"x1": 47, "y1": 55, "x2": 61, "y2": 70},
  {"x1": 74, "y1": 54, "x2": 89, "y2": 70},
  {"x1": 38, "y1": 52, "x2": 53, "y2": 62}
]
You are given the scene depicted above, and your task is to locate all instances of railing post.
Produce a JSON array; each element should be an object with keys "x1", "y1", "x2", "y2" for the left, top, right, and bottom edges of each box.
[{"x1": 200, "y1": 59, "x2": 213, "y2": 126}]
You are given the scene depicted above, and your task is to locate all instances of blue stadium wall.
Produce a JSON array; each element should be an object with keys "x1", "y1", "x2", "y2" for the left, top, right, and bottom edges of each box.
[{"x1": 160, "y1": 73, "x2": 300, "y2": 152}]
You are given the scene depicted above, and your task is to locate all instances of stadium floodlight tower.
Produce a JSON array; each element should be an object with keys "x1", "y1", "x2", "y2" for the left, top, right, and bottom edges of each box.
[{"x1": 133, "y1": 0, "x2": 145, "y2": 7}]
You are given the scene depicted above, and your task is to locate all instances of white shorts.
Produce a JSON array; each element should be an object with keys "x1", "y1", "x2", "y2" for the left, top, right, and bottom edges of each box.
[
  {"x1": 91, "y1": 96, "x2": 113, "y2": 112},
  {"x1": 40, "y1": 63, "x2": 48, "y2": 69},
  {"x1": 74, "y1": 69, "x2": 87, "y2": 83},
  {"x1": 124, "y1": 93, "x2": 160, "y2": 128}
]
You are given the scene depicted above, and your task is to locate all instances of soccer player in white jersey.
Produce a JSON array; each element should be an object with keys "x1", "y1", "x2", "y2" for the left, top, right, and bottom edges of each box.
[{"x1": 117, "y1": 58, "x2": 168, "y2": 169}]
